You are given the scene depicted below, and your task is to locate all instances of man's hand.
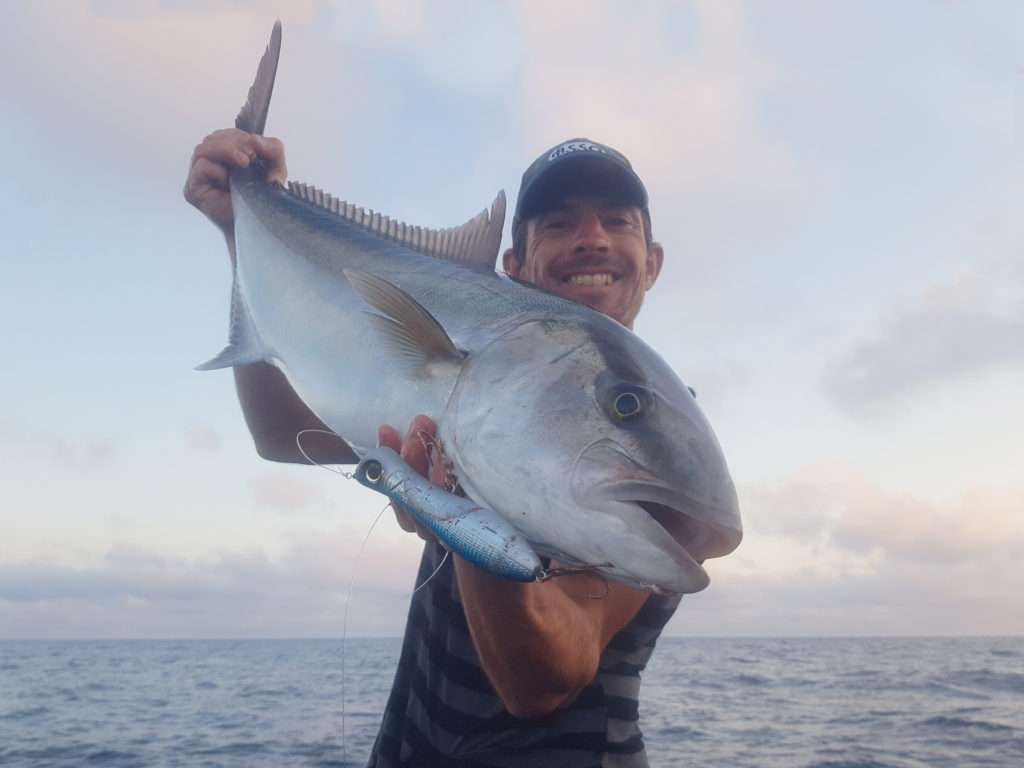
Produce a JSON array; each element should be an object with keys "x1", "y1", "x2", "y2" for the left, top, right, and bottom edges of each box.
[
  {"x1": 184, "y1": 128, "x2": 288, "y2": 241},
  {"x1": 377, "y1": 415, "x2": 444, "y2": 542}
]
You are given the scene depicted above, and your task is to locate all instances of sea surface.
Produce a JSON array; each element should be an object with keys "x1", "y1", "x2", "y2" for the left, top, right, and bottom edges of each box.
[{"x1": 1, "y1": 637, "x2": 1021, "y2": 767}]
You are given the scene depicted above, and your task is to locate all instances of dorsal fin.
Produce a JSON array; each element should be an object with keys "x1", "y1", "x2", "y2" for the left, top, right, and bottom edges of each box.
[
  {"x1": 236, "y1": 21, "x2": 281, "y2": 136},
  {"x1": 287, "y1": 181, "x2": 506, "y2": 271}
]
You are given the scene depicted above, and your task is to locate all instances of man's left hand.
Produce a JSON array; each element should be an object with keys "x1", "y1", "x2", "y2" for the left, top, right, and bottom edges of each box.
[{"x1": 377, "y1": 414, "x2": 446, "y2": 542}]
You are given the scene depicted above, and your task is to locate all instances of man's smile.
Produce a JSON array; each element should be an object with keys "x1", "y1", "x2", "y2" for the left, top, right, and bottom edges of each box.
[{"x1": 564, "y1": 272, "x2": 618, "y2": 287}]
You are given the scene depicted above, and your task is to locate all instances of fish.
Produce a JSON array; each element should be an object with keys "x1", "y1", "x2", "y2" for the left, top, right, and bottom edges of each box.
[
  {"x1": 353, "y1": 446, "x2": 544, "y2": 583},
  {"x1": 198, "y1": 22, "x2": 742, "y2": 594}
]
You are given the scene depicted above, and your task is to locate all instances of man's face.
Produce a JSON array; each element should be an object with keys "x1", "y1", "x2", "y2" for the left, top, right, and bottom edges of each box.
[{"x1": 503, "y1": 197, "x2": 664, "y2": 329}]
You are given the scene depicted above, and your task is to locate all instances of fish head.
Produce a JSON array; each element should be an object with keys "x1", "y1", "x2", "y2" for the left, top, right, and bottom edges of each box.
[{"x1": 445, "y1": 314, "x2": 742, "y2": 595}]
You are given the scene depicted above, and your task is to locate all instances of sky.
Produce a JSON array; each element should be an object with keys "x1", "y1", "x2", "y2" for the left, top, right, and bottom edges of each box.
[{"x1": 1, "y1": 0, "x2": 1021, "y2": 639}]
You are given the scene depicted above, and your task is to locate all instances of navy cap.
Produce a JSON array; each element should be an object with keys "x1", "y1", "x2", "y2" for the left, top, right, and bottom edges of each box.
[{"x1": 512, "y1": 138, "x2": 649, "y2": 236}]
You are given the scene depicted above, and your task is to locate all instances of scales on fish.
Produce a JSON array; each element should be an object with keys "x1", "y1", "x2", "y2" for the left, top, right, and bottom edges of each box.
[{"x1": 199, "y1": 22, "x2": 742, "y2": 595}]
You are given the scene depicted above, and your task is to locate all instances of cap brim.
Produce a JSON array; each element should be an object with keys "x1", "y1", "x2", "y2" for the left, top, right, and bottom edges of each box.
[{"x1": 515, "y1": 155, "x2": 648, "y2": 227}]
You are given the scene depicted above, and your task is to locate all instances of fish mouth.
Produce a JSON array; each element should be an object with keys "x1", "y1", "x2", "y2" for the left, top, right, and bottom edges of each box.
[
  {"x1": 630, "y1": 495, "x2": 739, "y2": 564},
  {"x1": 570, "y1": 438, "x2": 742, "y2": 593},
  {"x1": 573, "y1": 439, "x2": 742, "y2": 560}
]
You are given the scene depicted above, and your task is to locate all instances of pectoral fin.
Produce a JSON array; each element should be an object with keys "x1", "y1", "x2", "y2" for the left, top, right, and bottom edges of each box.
[{"x1": 344, "y1": 269, "x2": 465, "y2": 376}]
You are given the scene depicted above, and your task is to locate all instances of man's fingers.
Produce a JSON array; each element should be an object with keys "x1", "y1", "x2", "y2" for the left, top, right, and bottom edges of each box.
[
  {"x1": 253, "y1": 136, "x2": 288, "y2": 185},
  {"x1": 377, "y1": 424, "x2": 402, "y2": 453},
  {"x1": 190, "y1": 130, "x2": 287, "y2": 184},
  {"x1": 399, "y1": 415, "x2": 436, "y2": 478},
  {"x1": 393, "y1": 508, "x2": 417, "y2": 534},
  {"x1": 192, "y1": 131, "x2": 253, "y2": 169},
  {"x1": 378, "y1": 425, "x2": 430, "y2": 539},
  {"x1": 186, "y1": 157, "x2": 229, "y2": 196}
]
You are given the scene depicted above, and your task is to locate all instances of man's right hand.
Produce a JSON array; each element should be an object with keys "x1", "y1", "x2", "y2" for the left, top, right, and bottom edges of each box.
[{"x1": 184, "y1": 128, "x2": 288, "y2": 241}]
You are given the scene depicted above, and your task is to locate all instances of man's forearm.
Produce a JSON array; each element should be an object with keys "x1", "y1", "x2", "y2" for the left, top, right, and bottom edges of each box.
[
  {"x1": 452, "y1": 556, "x2": 647, "y2": 719},
  {"x1": 234, "y1": 363, "x2": 357, "y2": 464}
]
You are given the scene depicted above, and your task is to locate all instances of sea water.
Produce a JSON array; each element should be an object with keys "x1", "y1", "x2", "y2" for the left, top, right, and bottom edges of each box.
[{"x1": 2, "y1": 637, "x2": 1021, "y2": 767}]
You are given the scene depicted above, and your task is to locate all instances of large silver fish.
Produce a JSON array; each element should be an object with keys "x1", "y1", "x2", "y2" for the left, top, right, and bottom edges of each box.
[{"x1": 200, "y1": 23, "x2": 742, "y2": 594}]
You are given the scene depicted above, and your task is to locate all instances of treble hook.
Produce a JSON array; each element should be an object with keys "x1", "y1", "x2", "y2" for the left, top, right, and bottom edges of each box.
[{"x1": 414, "y1": 429, "x2": 460, "y2": 493}]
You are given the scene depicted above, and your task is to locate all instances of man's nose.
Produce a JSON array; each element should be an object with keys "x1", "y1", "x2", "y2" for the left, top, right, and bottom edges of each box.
[{"x1": 573, "y1": 212, "x2": 610, "y2": 253}]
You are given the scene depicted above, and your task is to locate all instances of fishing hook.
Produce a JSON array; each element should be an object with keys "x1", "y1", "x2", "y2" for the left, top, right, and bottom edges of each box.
[
  {"x1": 539, "y1": 563, "x2": 613, "y2": 599},
  {"x1": 415, "y1": 429, "x2": 460, "y2": 493}
]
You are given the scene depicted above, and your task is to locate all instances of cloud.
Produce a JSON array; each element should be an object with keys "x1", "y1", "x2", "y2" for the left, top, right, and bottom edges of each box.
[
  {"x1": 0, "y1": 421, "x2": 116, "y2": 470},
  {"x1": 744, "y1": 464, "x2": 1023, "y2": 564},
  {"x1": 823, "y1": 261, "x2": 1024, "y2": 413},
  {"x1": 360, "y1": 0, "x2": 519, "y2": 96},
  {"x1": 248, "y1": 468, "x2": 327, "y2": 512},
  {"x1": 0, "y1": 530, "x2": 426, "y2": 639},
  {"x1": 674, "y1": 550, "x2": 1024, "y2": 637},
  {"x1": 1, "y1": 1, "x2": 332, "y2": 202},
  {"x1": 512, "y1": 0, "x2": 805, "y2": 270},
  {"x1": 184, "y1": 425, "x2": 222, "y2": 455},
  {"x1": 670, "y1": 466, "x2": 1024, "y2": 635}
]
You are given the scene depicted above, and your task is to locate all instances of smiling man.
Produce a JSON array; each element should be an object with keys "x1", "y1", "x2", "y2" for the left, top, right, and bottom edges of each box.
[
  {"x1": 185, "y1": 134, "x2": 677, "y2": 768},
  {"x1": 503, "y1": 139, "x2": 663, "y2": 330}
]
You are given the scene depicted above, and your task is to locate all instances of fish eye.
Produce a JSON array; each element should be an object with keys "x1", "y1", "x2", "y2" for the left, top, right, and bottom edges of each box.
[
  {"x1": 363, "y1": 459, "x2": 383, "y2": 483},
  {"x1": 613, "y1": 390, "x2": 643, "y2": 420}
]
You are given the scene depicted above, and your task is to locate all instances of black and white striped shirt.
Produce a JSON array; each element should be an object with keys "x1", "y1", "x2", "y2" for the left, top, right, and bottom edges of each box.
[{"x1": 367, "y1": 542, "x2": 681, "y2": 767}]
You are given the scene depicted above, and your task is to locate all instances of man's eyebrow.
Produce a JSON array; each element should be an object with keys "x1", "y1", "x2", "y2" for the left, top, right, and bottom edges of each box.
[{"x1": 539, "y1": 201, "x2": 574, "y2": 215}]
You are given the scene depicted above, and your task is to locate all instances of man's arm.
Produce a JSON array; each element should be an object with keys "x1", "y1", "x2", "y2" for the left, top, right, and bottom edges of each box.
[
  {"x1": 381, "y1": 416, "x2": 649, "y2": 718},
  {"x1": 454, "y1": 559, "x2": 648, "y2": 718},
  {"x1": 185, "y1": 129, "x2": 356, "y2": 465},
  {"x1": 234, "y1": 363, "x2": 356, "y2": 464}
]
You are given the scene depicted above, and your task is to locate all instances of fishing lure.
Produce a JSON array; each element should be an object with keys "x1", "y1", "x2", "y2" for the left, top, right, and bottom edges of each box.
[{"x1": 353, "y1": 446, "x2": 544, "y2": 583}]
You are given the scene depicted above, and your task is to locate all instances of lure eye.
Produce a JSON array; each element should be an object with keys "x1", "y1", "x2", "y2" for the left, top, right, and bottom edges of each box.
[
  {"x1": 613, "y1": 391, "x2": 642, "y2": 419},
  {"x1": 363, "y1": 459, "x2": 383, "y2": 484}
]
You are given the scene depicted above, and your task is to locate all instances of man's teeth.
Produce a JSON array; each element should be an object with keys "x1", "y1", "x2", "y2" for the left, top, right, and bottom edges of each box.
[{"x1": 567, "y1": 273, "x2": 614, "y2": 286}]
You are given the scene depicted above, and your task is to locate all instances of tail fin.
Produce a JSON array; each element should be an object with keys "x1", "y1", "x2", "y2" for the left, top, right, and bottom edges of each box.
[
  {"x1": 235, "y1": 21, "x2": 282, "y2": 136},
  {"x1": 195, "y1": 273, "x2": 267, "y2": 371}
]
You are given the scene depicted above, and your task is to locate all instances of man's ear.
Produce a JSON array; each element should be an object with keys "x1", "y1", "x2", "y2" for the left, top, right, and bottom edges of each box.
[
  {"x1": 502, "y1": 247, "x2": 522, "y2": 278},
  {"x1": 645, "y1": 242, "x2": 665, "y2": 290}
]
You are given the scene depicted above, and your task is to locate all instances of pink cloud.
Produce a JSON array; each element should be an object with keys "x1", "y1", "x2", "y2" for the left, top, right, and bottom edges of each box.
[
  {"x1": 184, "y1": 425, "x2": 222, "y2": 455},
  {"x1": 248, "y1": 469, "x2": 327, "y2": 512}
]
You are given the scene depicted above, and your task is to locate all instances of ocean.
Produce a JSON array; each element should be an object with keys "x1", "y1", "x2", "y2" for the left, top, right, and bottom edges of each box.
[{"x1": 1, "y1": 637, "x2": 1021, "y2": 767}]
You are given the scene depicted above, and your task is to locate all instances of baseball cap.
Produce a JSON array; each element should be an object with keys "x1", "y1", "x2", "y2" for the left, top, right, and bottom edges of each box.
[{"x1": 511, "y1": 138, "x2": 649, "y2": 236}]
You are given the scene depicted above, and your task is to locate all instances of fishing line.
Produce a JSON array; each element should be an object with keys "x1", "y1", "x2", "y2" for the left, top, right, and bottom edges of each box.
[
  {"x1": 294, "y1": 427, "x2": 454, "y2": 760},
  {"x1": 294, "y1": 427, "x2": 365, "y2": 760},
  {"x1": 294, "y1": 429, "x2": 353, "y2": 477},
  {"x1": 412, "y1": 549, "x2": 450, "y2": 595},
  {"x1": 338, "y1": 500, "x2": 388, "y2": 761}
]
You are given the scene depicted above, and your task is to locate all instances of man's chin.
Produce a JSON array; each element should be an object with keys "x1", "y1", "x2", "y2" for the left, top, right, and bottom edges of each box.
[
  {"x1": 542, "y1": 282, "x2": 632, "y2": 325},
  {"x1": 569, "y1": 292, "x2": 629, "y2": 324}
]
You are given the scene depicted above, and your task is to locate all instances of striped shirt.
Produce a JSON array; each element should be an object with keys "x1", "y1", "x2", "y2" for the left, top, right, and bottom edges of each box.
[{"x1": 367, "y1": 541, "x2": 681, "y2": 768}]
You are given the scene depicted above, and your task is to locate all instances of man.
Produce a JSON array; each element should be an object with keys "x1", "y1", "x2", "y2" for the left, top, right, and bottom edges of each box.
[{"x1": 185, "y1": 133, "x2": 677, "y2": 767}]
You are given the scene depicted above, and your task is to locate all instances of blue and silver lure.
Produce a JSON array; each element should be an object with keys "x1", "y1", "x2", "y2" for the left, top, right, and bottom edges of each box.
[{"x1": 353, "y1": 447, "x2": 544, "y2": 583}]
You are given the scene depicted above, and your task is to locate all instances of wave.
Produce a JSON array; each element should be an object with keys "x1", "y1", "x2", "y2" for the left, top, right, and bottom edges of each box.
[{"x1": 921, "y1": 715, "x2": 1015, "y2": 733}]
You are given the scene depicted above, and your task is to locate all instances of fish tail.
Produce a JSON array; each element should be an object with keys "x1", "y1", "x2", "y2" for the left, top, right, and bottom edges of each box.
[
  {"x1": 235, "y1": 21, "x2": 282, "y2": 136},
  {"x1": 195, "y1": 273, "x2": 266, "y2": 370}
]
